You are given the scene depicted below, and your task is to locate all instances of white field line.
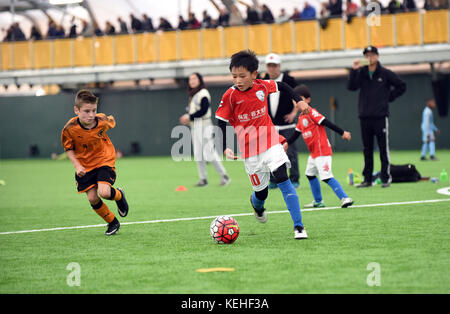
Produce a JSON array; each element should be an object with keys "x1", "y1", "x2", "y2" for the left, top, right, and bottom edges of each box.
[{"x1": 1, "y1": 198, "x2": 450, "y2": 236}]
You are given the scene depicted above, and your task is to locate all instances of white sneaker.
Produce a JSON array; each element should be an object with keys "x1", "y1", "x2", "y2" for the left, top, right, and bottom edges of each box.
[
  {"x1": 294, "y1": 226, "x2": 308, "y2": 239},
  {"x1": 254, "y1": 210, "x2": 267, "y2": 223},
  {"x1": 341, "y1": 197, "x2": 354, "y2": 208}
]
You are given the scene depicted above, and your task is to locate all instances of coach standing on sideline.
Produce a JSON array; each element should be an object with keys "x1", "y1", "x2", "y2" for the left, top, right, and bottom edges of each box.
[
  {"x1": 263, "y1": 53, "x2": 300, "y2": 189},
  {"x1": 347, "y1": 46, "x2": 406, "y2": 188}
]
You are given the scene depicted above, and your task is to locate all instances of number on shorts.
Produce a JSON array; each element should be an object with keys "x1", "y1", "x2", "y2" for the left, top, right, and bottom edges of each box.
[{"x1": 250, "y1": 174, "x2": 260, "y2": 186}]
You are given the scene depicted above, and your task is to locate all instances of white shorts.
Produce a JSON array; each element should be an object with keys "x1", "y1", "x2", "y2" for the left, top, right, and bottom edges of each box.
[
  {"x1": 244, "y1": 144, "x2": 291, "y2": 191},
  {"x1": 305, "y1": 155, "x2": 333, "y2": 181}
]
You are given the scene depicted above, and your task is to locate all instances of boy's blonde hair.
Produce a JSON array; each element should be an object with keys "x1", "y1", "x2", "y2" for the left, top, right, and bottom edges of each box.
[{"x1": 75, "y1": 90, "x2": 98, "y2": 108}]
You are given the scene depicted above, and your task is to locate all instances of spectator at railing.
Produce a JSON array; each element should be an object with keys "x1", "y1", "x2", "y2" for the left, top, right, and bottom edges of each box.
[
  {"x1": 245, "y1": 5, "x2": 260, "y2": 24},
  {"x1": 130, "y1": 14, "x2": 143, "y2": 33},
  {"x1": 218, "y1": 8, "x2": 230, "y2": 27},
  {"x1": 319, "y1": 2, "x2": 331, "y2": 29},
  {"x1": 117, "y1": 17, "x2": 128, "y2": 34},
  {"x1": 105, "y1": 21, "x2": 116, "y2": 35},
  {"x1": 388, "y1": 0, "x2": 405, "y2": 13},
  {"x1": 276, "y1": 8, "x2": 290, "y2": 23},
  {"x1": 143, "y1": 14, "x2": 154, "y2": 32},
  {"x1": 81, "y1": 20, "x2": 94, "y2": 37},
  {"x1": 346, "y1": 0, "x2": 359, "y2": 16},
  {"x1": 188, "y1": 12, "x2": 201, "y2": 29},
  {"x1": 158, "y1": 17, "x2": 174, "y2": 31},
  {"x1": 94, "y1": 22, "x2": 104, "y2": 36},
  {"x1": 47, "y1": 21, "x2": 58, "y2": 38},
  {"x1": 178, "y1": 15, "x2": 188, "y2": 30},
  {"x1": 55, "y1": 25, "x2": 66, "y2": 38},
  {"x1": 68, "y1": 18, "x2": 77, "y2": 38},
  {"x1": 30, "y1": 25, "x2": 42, "y2": 41},
  {"x1": 301, "y1": 2, "x2": 317, "y2": 20},
  {"x1": 201, "y1": 10, "x2": 213, "y2": 28},
  {"x1": 328, "y1": 0, "x2": 343, "y2": 17},
  {"x1": 404, "y1": 0, "x2": 417, "y2": 11},
  {"x1": 261, "y1": 4, "x2": 275, "y2": 24},
  {"x1": 290, "y1": 7, "x2": 302, "y2": 21}
]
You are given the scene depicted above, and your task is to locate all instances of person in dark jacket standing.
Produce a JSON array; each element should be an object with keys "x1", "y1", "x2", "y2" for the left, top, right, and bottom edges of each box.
[
  {"x1": 263, "y1": 53, "x2": 300, "y2": 189},
  {"x1": 347, "y1": 46, "x2": 406, "y2": 188}
]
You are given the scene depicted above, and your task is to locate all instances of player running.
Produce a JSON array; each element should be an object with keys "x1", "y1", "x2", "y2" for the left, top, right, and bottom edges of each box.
[
  {"x1": 284, "y1": 84, "x2": 353, "y2": 208},
  {"x1": 61, "y1": 90, "x2": 129, "y2": 235},
  {"x1": 216, "y1": 50, "x2": 310, "y2": 239}
]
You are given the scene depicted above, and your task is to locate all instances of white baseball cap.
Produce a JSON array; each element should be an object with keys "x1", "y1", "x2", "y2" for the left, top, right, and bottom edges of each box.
[{"x1": 265, "y1": 53, "x2": 281, "y2": 65}]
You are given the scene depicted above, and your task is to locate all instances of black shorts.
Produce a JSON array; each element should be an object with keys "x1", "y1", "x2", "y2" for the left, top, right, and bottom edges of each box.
[{"x1": 75, "y1": 166, "x2": 116, "y2": 193}]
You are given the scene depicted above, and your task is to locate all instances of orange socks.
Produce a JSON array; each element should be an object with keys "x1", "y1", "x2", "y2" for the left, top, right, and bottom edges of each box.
[
  {"x1": 91, "y1": 199, "x2": 115, "y2": 223},
  {"x1": 110, "y1": 187, "x2": 122, "y2": 201}
]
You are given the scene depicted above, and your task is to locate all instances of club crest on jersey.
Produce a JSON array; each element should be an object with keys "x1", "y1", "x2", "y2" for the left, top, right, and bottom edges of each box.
[
  {"x1": 302, "y1": 118, "x2": 309, "y2": 127},
  {"x1": 98, "y1": 129, "x2": 104, "y2": 138},
  {"x1": 256, "y1": 90, "x2": 265, "y2": 102}
]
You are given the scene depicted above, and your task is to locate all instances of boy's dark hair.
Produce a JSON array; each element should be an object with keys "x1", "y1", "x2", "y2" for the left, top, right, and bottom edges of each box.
[
  {"x1": 294, "y1": 84, "x2": 311, "y2": 99},
  {"x1": 75, "y1": 89, "x2": 98, "y2": 108},
  {"x1": 229, "y1": 49, "x2": 259, "y2": 73}
]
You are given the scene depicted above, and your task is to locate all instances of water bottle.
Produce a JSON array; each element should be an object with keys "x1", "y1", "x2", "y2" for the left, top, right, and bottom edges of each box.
[
  {"x1": 349, "y1": 168, "x2": 354, "y2": 185},
  {"x1": 440, "y1": 169, "x2": 448, "y2": 183}
]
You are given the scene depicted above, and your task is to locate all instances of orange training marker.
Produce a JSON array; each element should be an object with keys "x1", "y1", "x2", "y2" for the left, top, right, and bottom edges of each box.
[{"x1": 175, "y1": 185, "x2": 188, "y2": 192}]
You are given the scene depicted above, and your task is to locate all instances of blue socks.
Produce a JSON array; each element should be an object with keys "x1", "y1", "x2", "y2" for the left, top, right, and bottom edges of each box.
[
  {"x1": 277, "y1": 179, "x2": 303, "y2": 227},
  {"x1": 325, "y1": 177, "x2": 347, "y2": 200},
  {"x1": 308, "y1": 176, "x2": 322, "y2": 203}
]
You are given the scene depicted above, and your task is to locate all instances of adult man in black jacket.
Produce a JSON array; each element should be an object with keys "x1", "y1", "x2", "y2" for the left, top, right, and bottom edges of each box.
[
  {"x1": 347, "y1": 46, "x2": 406, "y2": 188},
  {"x1": 263, "y1": 53, "x2": 300, "y2": 188}
]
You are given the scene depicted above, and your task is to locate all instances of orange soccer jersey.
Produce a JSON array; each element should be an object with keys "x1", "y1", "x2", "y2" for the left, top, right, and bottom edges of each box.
[{"x1": 61, "y1": 113, "x2": 116, "y2": 173}]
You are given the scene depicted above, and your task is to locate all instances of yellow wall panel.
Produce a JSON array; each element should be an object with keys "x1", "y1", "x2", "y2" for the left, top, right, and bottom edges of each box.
[
  {"x1": 423, "y1": 9, "x2": 448, "y2": 44},
  {"x1": 136, "y1": 33, "x2": 156, "y2": 63},
  {"x1": 248, "y1": 24, "x2": 269, "y2": 55},
  {"x1": 74, "y1": 37, "x2": 93, "y2": 67},
  {"x1": 53, "y1": 39, "x2": 72, "y2": 68},
  {"x1": 396, "y1": 12, "x2": 420, "y2": 46},
  {"x1": 201, "y1": 28, "x2": 223, "y2": 59},
  {"x1": 1, "y1": 43, "x2": 12, "y2": 71},
  {"x1": 370, "y1": 15, "x2": 394, "y2": 47},
  {"x1": 13, "y1": 41, "x2": 31, "y2": 69},
  {"x1": 345, "y1": 17, "x2": 368, "y2": 49},
  {"x1": 271, "y1": 22, "x2": 293, "y2": 54},
  {"x1": 157, "y1": 31, "x2": 177, "y2": 62},
  {"x1": 224, "y1": 26, "x2": 246, "y2": 57},
  {"x1": 180, "y1": 30, "x2": 200, "y2": 60},
  {"x1": 319, "y1": 18, "x2": 343, "y2": 51},
  {"x1": 94, "y1": 36, "x2": 114, "y2": 65},
  {"x1": 115, "y1": 34, "x2": 135, "y2": 64},
  {"x1": 33, "y1": 40, "x2": 52, "y2": 69},
  {"x1": 294, "y1": 20, "x2": 317, "y2": 53}
]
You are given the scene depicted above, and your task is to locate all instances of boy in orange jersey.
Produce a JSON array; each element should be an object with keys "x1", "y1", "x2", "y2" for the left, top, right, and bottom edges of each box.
[{"x1": 61, "y1": 90, "x2": 128, "y2": 235}]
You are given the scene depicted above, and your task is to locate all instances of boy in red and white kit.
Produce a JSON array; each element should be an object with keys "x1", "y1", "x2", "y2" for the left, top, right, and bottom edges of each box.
[
  {"x1": 284, "y1": 84, "x2": 354, "y2": 208},
  {"x1": 216, "y1": 50, "x2": 310, "y2": 239}
]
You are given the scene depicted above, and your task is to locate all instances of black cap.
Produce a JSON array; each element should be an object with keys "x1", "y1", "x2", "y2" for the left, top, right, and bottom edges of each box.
[{"x1": 363, "y1": 46, "x2": 378, "y2": 55}]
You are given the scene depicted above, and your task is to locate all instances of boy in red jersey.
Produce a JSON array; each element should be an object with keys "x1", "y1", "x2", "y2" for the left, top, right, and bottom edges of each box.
[
  {"x1": 61, "y1": 90, "x2": 129, "y2": 235},
  {"x1": 216, "y1": 50, "x2": 310, "y2": 239},
  {"x1": 284, "y1": 84, "x2": 353, "y2": 208}
]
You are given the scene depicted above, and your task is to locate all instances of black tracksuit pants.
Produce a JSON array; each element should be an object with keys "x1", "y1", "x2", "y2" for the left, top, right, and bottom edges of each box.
[{"x1": 360, "y1": 117, "x2": 391, "y2": 184}]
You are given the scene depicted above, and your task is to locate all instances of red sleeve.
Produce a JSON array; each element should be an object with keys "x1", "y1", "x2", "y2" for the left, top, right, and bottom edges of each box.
[
  {"x1": 309, "y1": 108, "x2": 325, "y2": 125},
  {"x1": 215, "y1": 88, "x2": 234, "y2": 123}
]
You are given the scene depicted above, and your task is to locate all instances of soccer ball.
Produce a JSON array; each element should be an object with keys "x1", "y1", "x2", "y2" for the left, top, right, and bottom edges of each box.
[{"x1": 210, "y1": 216, "x2": 240, "y2": 244}]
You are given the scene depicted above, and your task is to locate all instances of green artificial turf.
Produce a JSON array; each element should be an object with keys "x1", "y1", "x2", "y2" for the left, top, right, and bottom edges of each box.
[{"x1": 0, "y1": 150, "x2": 449, "y2": 294}]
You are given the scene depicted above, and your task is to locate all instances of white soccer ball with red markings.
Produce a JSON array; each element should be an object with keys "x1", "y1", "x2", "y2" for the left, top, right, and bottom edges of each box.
[{"x1": 210, "y1": 216, "x2": 240, "y2": 244}]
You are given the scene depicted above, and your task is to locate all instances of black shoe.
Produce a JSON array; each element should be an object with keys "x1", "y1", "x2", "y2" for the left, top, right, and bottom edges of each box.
[
  {"x1": 195, "y1": 179, "x2": 208, "y2": 187},
  {"x1": 105, "y1": 218, "x2": 120, "y2": 236},
  {"x1": 420, "y1": 156, "x2": 427, "y2": 161},
  {"x1": 430, "y1": 156, "x2": 438, "y2": 161},
  {"x1": 381, "y1": 182, "x2": 390, "y2": 188},
  {"x1": 116, "y1": 188, "x2": 129, "y2": 217},
  {"x1": 356, "y1": 181, "x2": 372, "y2": 188}
]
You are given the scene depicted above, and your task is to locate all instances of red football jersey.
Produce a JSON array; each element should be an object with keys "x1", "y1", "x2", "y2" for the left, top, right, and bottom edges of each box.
[
  {"x1": 216, "y1": 79, "x2": 283, "y2": 158},
  {"x1": 295, "y1": 107, "x2": 332, "y2": 158}
]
